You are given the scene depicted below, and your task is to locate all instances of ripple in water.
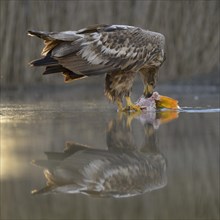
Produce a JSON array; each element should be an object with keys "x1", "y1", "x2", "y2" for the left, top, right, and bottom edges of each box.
[{"x1": 179, "y1": 107, "x2": 220, "y2": 113}]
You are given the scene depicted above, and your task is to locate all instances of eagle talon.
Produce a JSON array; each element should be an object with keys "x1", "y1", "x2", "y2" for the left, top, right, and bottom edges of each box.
[
  {"x1": 122, "y1": 104, "x2": 141, "y2": 112},
  {"x1": 123, "y1": 96, "x2": 142, "y2": 112}
]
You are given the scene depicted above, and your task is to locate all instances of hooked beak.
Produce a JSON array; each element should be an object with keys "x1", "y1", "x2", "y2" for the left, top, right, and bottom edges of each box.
[{"x1": 144, "y1": 85, "x2": 154, "y2": 98}]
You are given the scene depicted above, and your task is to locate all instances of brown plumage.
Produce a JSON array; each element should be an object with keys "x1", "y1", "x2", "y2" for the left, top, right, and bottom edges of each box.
[{"x1": 28, "y1": 24, "x2": 165, "y2": 111}]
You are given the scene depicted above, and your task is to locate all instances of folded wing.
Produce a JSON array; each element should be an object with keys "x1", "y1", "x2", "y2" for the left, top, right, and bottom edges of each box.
[{"x1": 28, "y1": 24, "x2": 165, "y2": 78}]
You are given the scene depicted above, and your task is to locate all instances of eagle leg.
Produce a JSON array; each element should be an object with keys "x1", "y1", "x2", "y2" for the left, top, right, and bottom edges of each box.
[{"x1": 122, "y1": 96, "x2": 141, "y2": 112}]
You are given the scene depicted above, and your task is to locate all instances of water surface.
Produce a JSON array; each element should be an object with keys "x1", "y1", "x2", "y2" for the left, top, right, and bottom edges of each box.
[{"x1": 1, "y1": 86, "x2": 219, "y2": 220}]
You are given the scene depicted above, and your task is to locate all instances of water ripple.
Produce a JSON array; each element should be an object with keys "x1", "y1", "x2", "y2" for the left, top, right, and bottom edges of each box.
[{"x1": 180, "y1": 107, "x2": 220, "y2": 113}]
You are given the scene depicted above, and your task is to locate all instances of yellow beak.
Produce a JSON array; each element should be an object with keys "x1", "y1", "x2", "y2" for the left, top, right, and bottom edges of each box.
[{"x1": 144, "y1": 85, "x2": 154, "y2": 97}]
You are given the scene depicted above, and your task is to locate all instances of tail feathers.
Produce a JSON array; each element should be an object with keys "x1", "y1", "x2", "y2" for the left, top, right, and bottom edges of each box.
[
  {"x1": 43, "y1": 65, "x2": 65, "y2": 75},
  {"x1": 63, "y1": 72, "x2": 87, "y2": 82},
  {"x1": 30, "y1": 53, "x2": 87, "y2": 82},
  {"x1": 30, "y1": 55, "x2": 58, "y2": 67},
  {"x1": 42, "y1": 65, "x2": 87, "y2": 82},
  {"x1": 28, "y1": 30, "x2": 53, "y2": 40}
]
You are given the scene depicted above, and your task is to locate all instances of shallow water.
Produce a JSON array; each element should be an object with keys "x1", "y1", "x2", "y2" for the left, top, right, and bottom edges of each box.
[{"x1": 0, "y1": 86, "x2": 219, "y2": 220}]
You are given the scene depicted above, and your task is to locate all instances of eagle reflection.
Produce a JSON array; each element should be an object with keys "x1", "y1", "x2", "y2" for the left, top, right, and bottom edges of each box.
[{"x1": 32, "y1": 111, "x2": 178, "y2": 198}]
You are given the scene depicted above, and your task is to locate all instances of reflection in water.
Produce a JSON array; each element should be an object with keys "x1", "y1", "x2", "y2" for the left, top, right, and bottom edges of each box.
[
  {"x1": 1, "y1": 99, "x2": 219, "y2": 219},
  {"x1": 32, "y1": 111, "x2": 178, "y2": 198}
]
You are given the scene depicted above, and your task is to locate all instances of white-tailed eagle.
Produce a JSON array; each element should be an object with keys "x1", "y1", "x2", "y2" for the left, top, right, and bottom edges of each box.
[{"x1": 28, "y1": 24, "x2": 165, "y2": 111}]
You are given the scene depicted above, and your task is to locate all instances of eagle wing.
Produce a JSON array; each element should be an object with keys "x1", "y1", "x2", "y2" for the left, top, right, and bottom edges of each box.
[{"x1": 30, "y1": 25, "x2": 165, "y2": 77}]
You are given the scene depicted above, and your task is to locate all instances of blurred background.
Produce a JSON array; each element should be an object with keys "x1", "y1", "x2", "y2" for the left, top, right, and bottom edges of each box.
[{"x1": 0, "y1": 0, "x2": 219, "y2": 88}]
